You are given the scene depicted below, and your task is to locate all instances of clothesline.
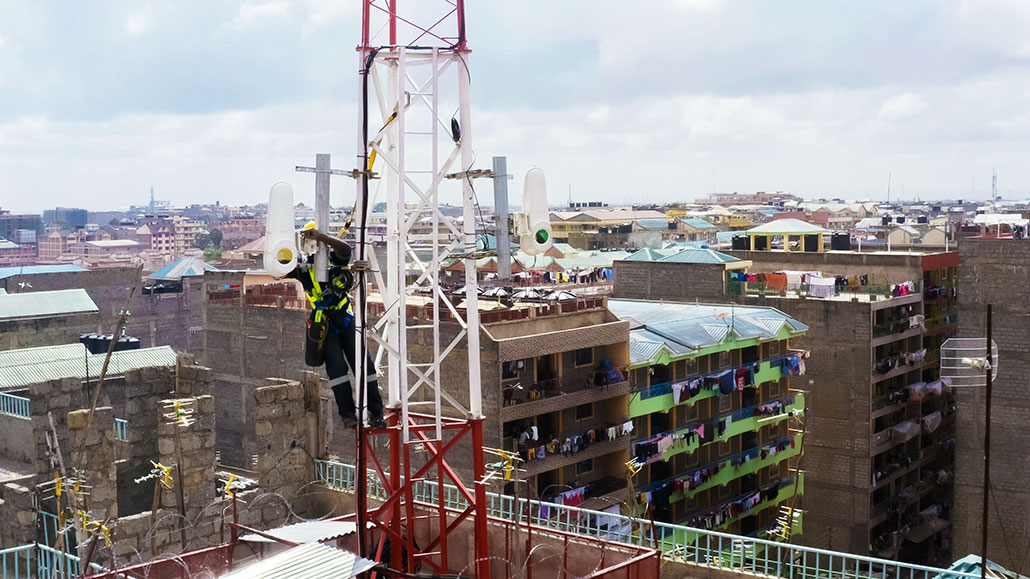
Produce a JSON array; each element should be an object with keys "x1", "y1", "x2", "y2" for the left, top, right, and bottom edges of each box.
[
  {"x1": 638, "y1": 352, "x2": 807, "y2": 401},
  {"x1": 632, "y1": 393, "x2": 799, "y2": 463},
  {"x1": 638, "y1": 434, "x2": 799, "y2": 496}
]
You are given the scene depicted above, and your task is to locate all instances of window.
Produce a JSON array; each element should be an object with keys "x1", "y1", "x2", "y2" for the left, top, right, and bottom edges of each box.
[
  {"x1": 574, "y1": 347, "x2": 593, "y2": 367},
  {"x1": 576, "y1": 403, "x2": 593, "y2": 421},
  {"x1": 686, "y1": 358, "x2": 698, "y2": 376},
  {"x1": 718, "y1": 351, "x2": 730, "y2": 369},
  {"x1": 742, "y1": 345, "x2": 759, "y2": 365},
  {"x1": 576, "y1": 459, "x2": 593, "y2": 475},
  {"x1": 719, "y1": 392, "x2": 733, "y2": 412},
  {"x1": 718, "y1": 440, "x2": 732, "y2": 458},
  {"x1": 718, "y1": 483, "x2": 731, "y2": 499}
]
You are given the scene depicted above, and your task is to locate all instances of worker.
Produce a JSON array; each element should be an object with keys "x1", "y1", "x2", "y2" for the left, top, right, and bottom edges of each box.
[{"x1": 288, "y1": 225, "x2": 386, "y2": 429}]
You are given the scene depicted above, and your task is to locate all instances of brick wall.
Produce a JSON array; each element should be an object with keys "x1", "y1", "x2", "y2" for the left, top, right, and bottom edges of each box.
[{"x1": 954, "y1": 238, "x2": 1030, "y2": 574}]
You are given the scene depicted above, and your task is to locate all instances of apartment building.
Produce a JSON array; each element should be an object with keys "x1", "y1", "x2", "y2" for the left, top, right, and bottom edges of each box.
[
  {"x1": 609, "y1": 299, "x2": 808, "y2": 542},
  {"x1": 390, "y1": 296, "x2": 632, "y2": 507},
  {"x1": 612, "y1": 219, "x2": 958, "y2": 563}
]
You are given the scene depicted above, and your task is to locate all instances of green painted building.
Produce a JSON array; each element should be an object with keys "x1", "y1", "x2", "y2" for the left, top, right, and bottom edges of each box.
[{"x1": 608, "y1": 299, "x2": 809, "y2": 541}]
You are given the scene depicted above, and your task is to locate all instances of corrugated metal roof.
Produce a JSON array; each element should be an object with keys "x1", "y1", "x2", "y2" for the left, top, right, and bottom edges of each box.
[
  {"x1": 222, "y1": 542, "x2": 377, "y2": 579},
  {"x1": 635, "y1": 219, "x2": 671, "y2": 230},
  {"x1": 0, "y1": 345, "x2": 177, "y2": 390},
  {"x1": 945, "y1": 554, "x2": 1027, "y2": 579},
  {"x1": 681, "y1": 218, "x2": 717, "y2": 229},
  {"x1": 239, "y1": 520, "x2": 357, "y2": 544},
  {"x1": 623, "y1": 248, "x2": 669, "y2": 262},
  {"x1": 148, "y1": 257, "x2": 219, "y2": 281},
  {"x1": 609, "y1": 299, "x2": 808, "y2": 366},
  {"x1": 0, "y1": 264, "x2": 88, "y2": 280},
  {"x1": 0, "y1": 289, "x2": 98, "y2": 320},
  {"x1": 658, "y1": 248, "x2": 740, "y2": 264}
]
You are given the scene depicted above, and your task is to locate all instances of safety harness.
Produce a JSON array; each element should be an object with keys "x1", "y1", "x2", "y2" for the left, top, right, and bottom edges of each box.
[{"x1": 304, "y1": 267, "x2": 352, "y2": 323}]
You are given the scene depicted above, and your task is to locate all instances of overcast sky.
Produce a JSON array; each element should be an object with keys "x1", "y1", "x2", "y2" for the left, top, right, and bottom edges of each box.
[{"x1": 2, "y1": 0, "x2": 1030, "y2": 213}]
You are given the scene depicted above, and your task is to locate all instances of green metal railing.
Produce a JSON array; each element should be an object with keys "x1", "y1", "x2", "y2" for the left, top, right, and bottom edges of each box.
[
  {"x1": 0, "y1": 391, "x2": 30, "y2": 418},
  {"x1": 113, "y1": 418, "x2": 128, "y2": 442},
  {"x1": 312, "y1": 459, "x2": 976, "y2": 579},
  {"x1": 0, "y1": 543, "x2": 105, "y2": 579}
]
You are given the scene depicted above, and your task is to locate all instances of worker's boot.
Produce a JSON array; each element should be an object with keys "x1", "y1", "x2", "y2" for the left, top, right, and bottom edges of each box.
[{"x1": 368, "y1": 413, "x2": 386, "y2": 429}]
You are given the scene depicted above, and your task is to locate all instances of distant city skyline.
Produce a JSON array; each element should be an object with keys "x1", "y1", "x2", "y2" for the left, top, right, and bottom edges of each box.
[{"x1": 3, "y1": 2, "x2": 1030, "y2": 212}]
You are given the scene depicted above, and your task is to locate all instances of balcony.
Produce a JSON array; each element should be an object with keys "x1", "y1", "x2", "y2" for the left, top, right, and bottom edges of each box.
[
  {"x1": 629, "y1": 356, "x2": 797, "y2": 419},
  {"x1": 501, "y1": 370, "x2": 630, "y2": 422},
  {"x1": 518, "y1": 430, "x2": 632, "y2": 478},
  {"x1": 632, "y1": 393, "x2": 805, "y2": 464},
  {"x1": 670, "y1": 472, "x2": 805, "y2": 535},
  {"x1": 638, "y1": 432, "x2": 803, "y2": 509}
]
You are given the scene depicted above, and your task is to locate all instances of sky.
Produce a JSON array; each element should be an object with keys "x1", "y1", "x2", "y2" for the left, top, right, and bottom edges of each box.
[{"x1": 2, "y1": 0, "x2": 1030, "y2": 213}]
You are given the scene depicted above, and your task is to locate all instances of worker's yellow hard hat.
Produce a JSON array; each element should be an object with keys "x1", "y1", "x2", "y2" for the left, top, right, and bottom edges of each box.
[{"x1": 302, "y1": 221, "x2": 317, "y2": 230}]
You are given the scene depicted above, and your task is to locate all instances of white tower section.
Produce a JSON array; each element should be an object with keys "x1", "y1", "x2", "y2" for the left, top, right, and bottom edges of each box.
[{"x1": 354, "y1": 33, "x2": 482, "y2": 443}]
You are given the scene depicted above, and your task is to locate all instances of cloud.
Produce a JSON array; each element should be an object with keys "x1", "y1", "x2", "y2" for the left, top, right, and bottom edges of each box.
[
  {"x1": 879, "y1": 93, "x2": 928, "y2": 121},
  {"x1": 124, "y1": 5, "x2": 154, "y2": 37},
  {"x1": 3, "y1": 1, "x2": 1030, "y2": 212},
  {"x1": 229, "y1": 1, "x2": 291, "y2": 29}
]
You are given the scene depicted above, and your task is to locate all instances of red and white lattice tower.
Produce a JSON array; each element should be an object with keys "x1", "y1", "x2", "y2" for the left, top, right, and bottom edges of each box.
[{"x1": 350, "y1": 2, "x2": 490, "y2": 577}]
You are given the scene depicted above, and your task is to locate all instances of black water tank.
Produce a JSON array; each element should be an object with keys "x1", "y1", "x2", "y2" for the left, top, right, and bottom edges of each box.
[
  {"x1": 731, "y1": 234, "x2": 749, "y2": 250},
  {"x1": 831, "y1": 231, "x2": 851, "y2": 250},
  {"x1": 917, "y1": 216, "x2": 928, "y2": 224},
  {"x1": 896, "y1": 216, "x2": 906, "y2": 224},
  {"x1": 85, "y1": 333, "x2": 101, "y2": 354},
  {"x1": 115, "y1": 336, "x2": 141, "y2": 351},
  {"x1": 754, "y1": 236, "x2": 768, "y2": 251},
  {"x1": 95, "y1": 334, "x2": 113, "y2": 354},
  {"x1": 803, "y1": 234, "x2": 819, "y2": 252},
  {"x1": 881, "y1": 216, "x2": 890, "y2": 226}
]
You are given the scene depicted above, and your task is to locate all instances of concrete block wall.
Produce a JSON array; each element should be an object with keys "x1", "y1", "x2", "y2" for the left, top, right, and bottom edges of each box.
[
  {"x1": 0, "y1": 267, "x2": 205, "y2": 352},
  {"x1": 0, "y1": 479, "x2": 35, "y2": 548},
  {"x1": 0, "y1": 312, "x2": 101, "y2": 350},
  {"x1": 613, "y1": 261, "x2": 728, "y2": 301},
  {"x1": 954, "y1": 238, "x2": 1030, "y2": 574},
  {"x1": 200, "y1": 303, "x2": 307, "y2": 381},
  {"x1": 68, "y1": 406, "x2": 120, "y2": 543}
]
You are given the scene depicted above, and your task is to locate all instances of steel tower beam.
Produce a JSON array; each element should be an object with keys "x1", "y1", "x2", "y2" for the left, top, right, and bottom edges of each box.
[{"x1": 351, "y1": 2, "x2": 489, "y2": 577}]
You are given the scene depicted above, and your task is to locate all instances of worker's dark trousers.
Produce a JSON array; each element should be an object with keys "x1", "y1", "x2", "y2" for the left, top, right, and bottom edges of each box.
[{"x1": 325, "y1": 320, "x2": 385, "y2": 421}]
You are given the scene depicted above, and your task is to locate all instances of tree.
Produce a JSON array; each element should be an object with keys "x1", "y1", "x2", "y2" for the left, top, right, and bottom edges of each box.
[
  {"x1": 204, "y1": 247, "x2": 222, "y2": 260},
  {"x1": 209, "y1": 228, "x2": 223, "y2": 249},
  {"x1": 372, "y1": 202, "x2": 387, "y2": 213}
]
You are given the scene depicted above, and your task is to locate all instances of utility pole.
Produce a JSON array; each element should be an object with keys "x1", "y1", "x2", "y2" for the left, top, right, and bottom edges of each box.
[
  {"x1": 492, "y1": 156, "x2": 513, "y2": 282},
  {"x1": 981, "y1": 304, "x2": 993, "y2": 579},
  {"x1": 296, "y1": 154, "x2": 348, "y2": 283}
]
